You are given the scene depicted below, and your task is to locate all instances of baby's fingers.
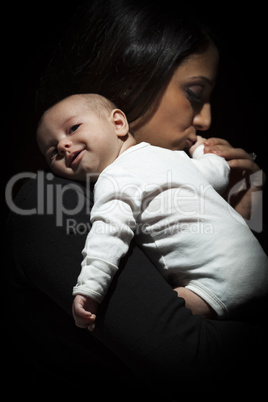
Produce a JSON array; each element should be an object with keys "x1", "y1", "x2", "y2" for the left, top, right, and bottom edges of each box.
[
  {"x1": 74, "y1": 313, "x2": 96, "y2": 329},
  {"x1": 88, "y1": 323, "x2": 96, "y2": 332},
  {"x1": 72, "y1": 296, "x2": 98, "y2": 331}
]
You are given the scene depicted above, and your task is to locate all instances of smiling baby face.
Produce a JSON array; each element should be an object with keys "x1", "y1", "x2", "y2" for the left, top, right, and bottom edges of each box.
[{"x1": 36, "y1": 94, "x2": 129, "y2": 181}]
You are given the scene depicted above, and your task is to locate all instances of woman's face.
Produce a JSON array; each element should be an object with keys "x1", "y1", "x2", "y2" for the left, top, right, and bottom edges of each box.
[{"x1": 131, "y1": 42, "x2": 219, "y2": 151}]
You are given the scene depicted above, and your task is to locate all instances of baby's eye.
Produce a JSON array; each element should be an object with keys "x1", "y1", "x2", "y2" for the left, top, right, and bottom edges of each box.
[{"x1": 69, "y1": 124, "x2": 81, "y2": 134}]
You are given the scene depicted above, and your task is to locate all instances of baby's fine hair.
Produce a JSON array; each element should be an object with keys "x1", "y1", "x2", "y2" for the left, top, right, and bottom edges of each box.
[
  {"x1": 80, "y1": 93, "x2": 117, "y2": 117},
  {"x1": 38, "y1": 93, "x2": 117, "y2": 129}
]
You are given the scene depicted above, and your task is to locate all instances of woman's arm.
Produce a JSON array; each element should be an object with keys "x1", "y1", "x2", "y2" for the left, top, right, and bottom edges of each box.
[
  {"x1": 5, "y1": 174, "x2": 266, "y2": 397},
  {"x1": 204, "y1": 137, "x2": 268, "y2": 252},
  {"x1": 95, "y1": 244, "x2": 266, "y2": 393}
]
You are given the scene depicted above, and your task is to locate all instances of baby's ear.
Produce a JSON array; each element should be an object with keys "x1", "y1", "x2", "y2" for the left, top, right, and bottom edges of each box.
[{"x1": 111, "y1": 109, "x2": 129, "y2": 137}]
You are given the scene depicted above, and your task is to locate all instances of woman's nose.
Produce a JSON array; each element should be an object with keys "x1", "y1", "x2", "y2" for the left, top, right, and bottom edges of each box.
[
  {"x1": 193, "y1": 103, "x2": 211, "y2": 131},
  {"x1": 57, "y1": 139, "x2": 72, "y2": 155}
]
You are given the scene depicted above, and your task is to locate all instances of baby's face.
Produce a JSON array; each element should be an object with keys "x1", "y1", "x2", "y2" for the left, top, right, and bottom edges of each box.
[{"x1": 37, "y1": 95, "x2": 122, "y2": 181}]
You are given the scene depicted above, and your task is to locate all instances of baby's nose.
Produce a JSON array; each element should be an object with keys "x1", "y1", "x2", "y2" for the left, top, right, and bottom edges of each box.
[{"x1": 57, "y1": 139, "x2": 72, "y2": 154}]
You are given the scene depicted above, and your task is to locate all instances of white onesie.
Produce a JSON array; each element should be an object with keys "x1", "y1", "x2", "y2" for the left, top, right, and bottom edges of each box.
[{"x1": 73, "y1": 142, "x2": 268, "y2": 317}]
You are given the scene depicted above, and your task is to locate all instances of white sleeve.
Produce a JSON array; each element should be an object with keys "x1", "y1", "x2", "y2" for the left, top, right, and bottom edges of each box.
[
  {"x1": 73, "y1": 171, "x2": 141, "y2": 303},
  {"x1": 191, "y1": 144, "x2": 230, "y2": 194}
]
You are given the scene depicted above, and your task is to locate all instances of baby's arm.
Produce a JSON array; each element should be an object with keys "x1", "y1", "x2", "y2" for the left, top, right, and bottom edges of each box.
[
  {"x1": 72, "y1": 294, "x2": 99, "y2": 331},
  {"x1": 72, "y1": 171, "x2": 138, "y2": 329},
  {"x1": 189, "y1": 136, "x2": 230, "y2": 194},
  {"x1": 189, "y1": 135, "x2": 206, "y2": 156}
]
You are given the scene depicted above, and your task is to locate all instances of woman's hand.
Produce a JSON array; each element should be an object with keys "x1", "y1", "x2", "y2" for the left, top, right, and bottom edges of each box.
[{"x1": 204, "y1": 137, "x2": 265, "y2": 222}]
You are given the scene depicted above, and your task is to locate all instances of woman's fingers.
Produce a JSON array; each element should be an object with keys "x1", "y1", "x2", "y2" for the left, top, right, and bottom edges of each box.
[
  {"x1": 204, "y1": 137, "x2": 260, "y2": 174},
  {"x1": 227, "y1": 158, "x2": 260, "y2": 174},
  {"x1": 204, "y1": 137, "x2": 230, "y2": 147}
]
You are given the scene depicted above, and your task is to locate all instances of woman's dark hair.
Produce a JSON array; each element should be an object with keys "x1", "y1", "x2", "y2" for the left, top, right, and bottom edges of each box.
[{"x1": 37, "y1": 0, "x2": 214, "y2": 123}]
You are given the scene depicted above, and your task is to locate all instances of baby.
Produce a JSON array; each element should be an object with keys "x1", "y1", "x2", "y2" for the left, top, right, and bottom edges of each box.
[{"x1": 37, "y1": 93, "x2": 268, "y2": 329}]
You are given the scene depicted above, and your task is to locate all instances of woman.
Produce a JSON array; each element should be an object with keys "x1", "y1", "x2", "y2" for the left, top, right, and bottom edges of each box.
[
  {"x1": 5, "y1": 0, "x2": 267, "y2": 398},
  {"x1": 36, "y1": 0, "x2": 263, "y2": 222}
]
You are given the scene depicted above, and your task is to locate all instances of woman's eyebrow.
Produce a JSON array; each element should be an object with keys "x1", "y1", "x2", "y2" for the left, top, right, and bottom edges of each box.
[{"x1": 191, "y1": 76, "x2": 214, "y2": 86}]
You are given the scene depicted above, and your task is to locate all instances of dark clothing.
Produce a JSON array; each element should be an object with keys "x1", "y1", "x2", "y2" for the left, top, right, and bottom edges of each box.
[{"x1": 4, "y1": 174, "x2": 267, "y2": 399}]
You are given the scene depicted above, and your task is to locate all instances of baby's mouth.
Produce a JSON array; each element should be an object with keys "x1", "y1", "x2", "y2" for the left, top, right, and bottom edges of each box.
[{"x1": 69, "y1": 150, "x2": 84, "y2": 167}]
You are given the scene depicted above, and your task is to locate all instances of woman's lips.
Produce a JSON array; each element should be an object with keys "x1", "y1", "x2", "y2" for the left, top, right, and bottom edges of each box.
[
  {"x1": 186, "y1": 139, "x2": 196, "y2": 148},
  {"x1": 70, "y1": 149, "x2": 85, "y2": 167}
]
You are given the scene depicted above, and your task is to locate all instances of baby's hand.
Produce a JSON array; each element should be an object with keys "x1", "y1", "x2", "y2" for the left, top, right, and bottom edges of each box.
[
  {"x1": 72, "y1": 294, "x2": 99, "y2": 331},
  {"x1": 189, "y1": 135, "x2": 206, "y2": 157}
]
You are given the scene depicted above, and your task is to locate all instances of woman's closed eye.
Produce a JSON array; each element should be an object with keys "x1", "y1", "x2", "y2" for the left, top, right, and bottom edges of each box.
[{"x1": 185, "y1": 85, "x2": 204, "y2": 104}]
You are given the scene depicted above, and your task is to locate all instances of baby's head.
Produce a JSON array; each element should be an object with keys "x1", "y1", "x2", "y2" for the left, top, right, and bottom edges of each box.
[{"x1": 37, "y1": 94, "x2": 132, "y2": 181}]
